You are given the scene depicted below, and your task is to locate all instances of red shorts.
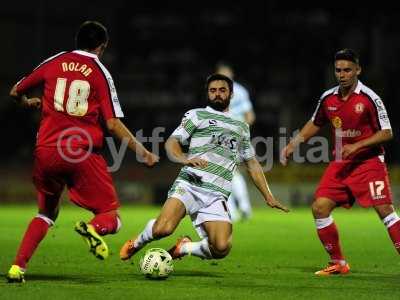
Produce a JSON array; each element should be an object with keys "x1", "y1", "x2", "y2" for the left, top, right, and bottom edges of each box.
[
  {"x1": 32, "y1": 147, "x2": 120, "y2": 214},
  {"x1": 315, "y1": 157, "x2": 392, "y2": 208}
]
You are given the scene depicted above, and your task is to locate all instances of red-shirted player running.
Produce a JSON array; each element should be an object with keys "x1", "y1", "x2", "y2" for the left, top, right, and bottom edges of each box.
[
  {"x1": 281, "y1": 49, "x2": 397, "y2": 276},
  {"x1": 6, "y1": 21, "x2": 159, "y2": 283}
]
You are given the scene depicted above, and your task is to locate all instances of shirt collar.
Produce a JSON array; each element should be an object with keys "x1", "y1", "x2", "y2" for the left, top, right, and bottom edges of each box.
[
  {"x1": 72, "y1": 50, "x2": 98, "y2": 59},
  {"x1": 333, "y1": 80, "x2": 362, "y2": 95}
]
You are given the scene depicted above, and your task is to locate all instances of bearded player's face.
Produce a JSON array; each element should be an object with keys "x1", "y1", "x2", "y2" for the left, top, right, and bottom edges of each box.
[{"x1": 207, "y1": 80, "x2": 232, "y2": 112}]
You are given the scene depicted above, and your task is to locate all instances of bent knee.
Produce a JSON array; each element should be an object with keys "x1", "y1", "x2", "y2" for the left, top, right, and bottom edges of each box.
[
  {"x1": 209, "y1": 240, "x2": 232, "y2": 259},
  {"x1": 312, "y1": 199, "x2": 333, "y2": 218}
]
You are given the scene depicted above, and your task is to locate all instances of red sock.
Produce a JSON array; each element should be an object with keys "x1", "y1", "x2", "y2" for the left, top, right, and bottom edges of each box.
[
  {"x1": 387, "y1": 221, "x2": 400, "y2": 253},
  {"x1": 14, "y1": 217, "x2": 50, "y2": 269},
  {"x1": 317, "y1": 222, "x2": 345, "y2": 261},
  {"x1": 89, "y1": 211, "x2": 120, "y2": 236}
]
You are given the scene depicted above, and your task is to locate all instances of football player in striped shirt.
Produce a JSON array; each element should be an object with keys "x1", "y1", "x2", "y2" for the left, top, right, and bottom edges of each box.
[
  {"x1": 216, "y1": 62, "x2": 256, "y2": 221},
  {"x1": 120, "y1": 74, "x2": 288, "y2": 261}
]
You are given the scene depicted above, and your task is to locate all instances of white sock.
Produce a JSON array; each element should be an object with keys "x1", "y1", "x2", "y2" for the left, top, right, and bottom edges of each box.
[
  {"x1": 315, "y1": 215, "x2": 334, "y2": 229},
  {"x1": 180, "y1": 238, "x2": 213, "y2": 259},
  {"x1": 331, "y1": 259, "x2": 347, "y2": 266},
  {"x1": 134, "y1": 219, "x2": 156, "y2": 248},
  {"x1": 36, "y1": 214, "x2": 54, "y2": 227},
  {"x1": 382, "y1": 212, "x2": 400, "y2": 228},
  {"x1": 315, "y1": 216, "x2": 346, "y2": 266}
]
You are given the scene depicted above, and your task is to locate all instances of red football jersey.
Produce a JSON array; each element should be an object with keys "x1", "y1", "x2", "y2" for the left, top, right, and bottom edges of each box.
[
  {"x1": 16, "y1": 50, "x2": 124, "y2": 149},
  {"x1": 311, "y1": 80, "x2": 391, "y2": 161}
]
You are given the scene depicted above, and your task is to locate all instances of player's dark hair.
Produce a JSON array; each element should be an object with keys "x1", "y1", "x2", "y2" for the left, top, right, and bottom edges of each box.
[
  {"x1": 334, "y1": 48, "x2": 360, "y2": 65},
  {"x1": 75, "y1": 21, "x2": 108, "y2": 50},
  {"x1": 206, "y1": 73, "x2": 233, "y2": 93}
]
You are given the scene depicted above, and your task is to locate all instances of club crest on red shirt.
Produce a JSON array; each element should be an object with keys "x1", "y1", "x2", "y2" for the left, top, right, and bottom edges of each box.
[{"x1": 331, "y1": 116, "x2": 342, "y2": 129}]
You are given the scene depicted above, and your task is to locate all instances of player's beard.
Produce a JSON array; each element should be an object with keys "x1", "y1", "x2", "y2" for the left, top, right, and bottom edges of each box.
[{"x1": 207, "y1": 95, "x2": 230, "y2": 112}]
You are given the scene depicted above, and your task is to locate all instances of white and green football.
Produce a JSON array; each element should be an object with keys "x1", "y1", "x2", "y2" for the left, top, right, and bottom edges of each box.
[{"x1": 139, "y1": 248, "x2": 174, "y2": 279}]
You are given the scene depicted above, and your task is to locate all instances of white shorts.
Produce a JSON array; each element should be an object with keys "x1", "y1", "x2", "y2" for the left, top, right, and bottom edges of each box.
[{"x1": 168, "y1": 180, "x2": 231, "y2": 238}]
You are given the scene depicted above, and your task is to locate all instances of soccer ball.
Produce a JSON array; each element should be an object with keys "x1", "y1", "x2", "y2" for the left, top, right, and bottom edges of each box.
[{"x1": 139, "y1": 248, "x2": 174, "y2": 279}]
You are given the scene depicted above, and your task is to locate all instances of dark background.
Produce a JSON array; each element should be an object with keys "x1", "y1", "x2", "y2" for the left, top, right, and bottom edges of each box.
[{"x1": 1, "y1": 2, "x2": 399, "y2": 205}]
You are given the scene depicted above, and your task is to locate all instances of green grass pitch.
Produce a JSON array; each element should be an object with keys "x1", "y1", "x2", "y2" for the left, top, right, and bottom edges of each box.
[{"x1": 1, "y1": 204, "x2": 400, "y2": 300}]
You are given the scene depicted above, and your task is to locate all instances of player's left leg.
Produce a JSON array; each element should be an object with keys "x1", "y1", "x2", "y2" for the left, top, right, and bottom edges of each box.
[
  {"x1": 313, "y1": 162, "x2": 353, "y2": 275},
  {"x1": 351, "y1": 157, "x2": 398, "y2": 253},
  {"x1": 312, "y1": 197, "x2": 350, "y2": 275},
  {"x1": 170, "y1": 221, "x2": 232, "y2": 260},
  {"x1": 12, "y1": 195, "x2": 59, "y2": 269},
  {"x1": 7, "y1": 148, "x2": 64, "y2": 283},
  {"x1": 374, "y1": 204, "x2": 400, "y2": 253},
  {"x1": 7, "y1": 194, "x2": 59, "y2": 283},
  {"x1": 169, "y1": 200, "x2": 232, "y2": 260},
  {"x1": 312, "y1": 197, "x2": 347, "y2": 263},
  {"x1": 202, "y1": 221, "x2": 232, "y2": 258}
]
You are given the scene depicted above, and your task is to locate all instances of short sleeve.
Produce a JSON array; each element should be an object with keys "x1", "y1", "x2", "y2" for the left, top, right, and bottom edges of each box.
[
  {"x1": 170, "y1": 110, "x2": 199, "y2": 144},
  {"x1": 94, "y1": 59, "x2": 124, "y2": 121},
  {"x1": 311, "y1": 96, "x2": 328, "y2": 127},
  {"x1": 238, "y1": 125, "x2": 255, "y2": 161},
  {"x1": 16, "y1": 68, "x2": 45, "y2": 94},
  {"x1": 17, "y1": 51, "x2": 66, "y2": 94},
  {"x1": 367, "y1": 97, "x2": 392, "y2": 130}
]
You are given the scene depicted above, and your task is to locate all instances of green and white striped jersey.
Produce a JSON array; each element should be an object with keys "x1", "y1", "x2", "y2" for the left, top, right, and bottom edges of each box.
[{"x1": 170, "y1": 106, "x2": 255, "y2": 199}]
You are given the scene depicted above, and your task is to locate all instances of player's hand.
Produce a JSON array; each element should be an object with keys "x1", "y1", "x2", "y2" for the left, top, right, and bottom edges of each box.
[
  {"x1": 185, "y1": 158, "x2": 208, "y2": 168},
  {"x1": 280, "y1": 144, "x2": 294, "y2": 166},
  {"x1": 143, "y1": 151, "x2": 159, "y2": 167},
  {"x1": 265, "y1": 196, "x2": 290, "y2": 212},
  {"x1": 341, "y1": 143, "x2": 360, "y2": 159},
  {"x1": 22, "y1": 97, "x2": 41, "y2": 109}
]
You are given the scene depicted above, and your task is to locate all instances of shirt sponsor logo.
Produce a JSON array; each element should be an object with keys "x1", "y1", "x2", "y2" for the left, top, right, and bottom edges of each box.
[
  {"x1": 336, "y1": 129, "x2": 362, "y2": 138},
  {"x1": 374, "y1": 99, "x2": 385, "y2": 111},
  {"x1": 107, "y1": 77, "x2": 117, "y2": 94},
  {"x1": 379, "y1": 114, "x2": 388, "y2": 121},
  {"x1": 327, "y1": 106, "x2": 338, "y2": 111},
  {"x1": 354, "y1": 103, "x2": 364, "y2": 114},
  {"x1": 331, "y1": 116, "x2": 342, "y2": 129}
]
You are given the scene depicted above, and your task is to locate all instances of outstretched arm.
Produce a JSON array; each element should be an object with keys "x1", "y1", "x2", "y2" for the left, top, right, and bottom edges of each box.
[
  {"x1": 165, "y1": 137, "x2": 207, "y2": 168},
  {"x1": 244, "y1": 158, "x2": 289, "y2": 212},
  {"x1": 106, "y1": 118, "x2": 159, "y2": 167},
  {"x1": 280, "y1": 120, "x2": 321, "y2": 166}
]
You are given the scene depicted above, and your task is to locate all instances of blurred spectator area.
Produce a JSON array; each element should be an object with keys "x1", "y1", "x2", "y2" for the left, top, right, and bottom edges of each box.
[{"x1": 1, "y1": 2, "x2": 399, "y2": 165}]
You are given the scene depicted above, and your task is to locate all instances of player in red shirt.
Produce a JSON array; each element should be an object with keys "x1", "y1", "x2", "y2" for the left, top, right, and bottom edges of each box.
[
  {"x1": 281, "y1": 49, "x2": 398, "y2": 275},
  {"x1": 6, "y1": 21, "x2": 159, "y2": 283}
]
